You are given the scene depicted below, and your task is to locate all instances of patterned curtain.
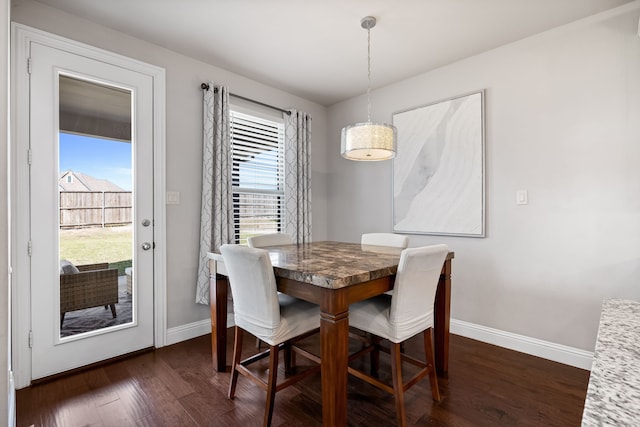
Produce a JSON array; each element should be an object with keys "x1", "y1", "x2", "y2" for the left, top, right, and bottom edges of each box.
[
  {"x1": 195, "y1": 83, "x2": 232, "y2": 304},
  {"x1": 284, "y1": 110, "x2": 312, "y2": 244}
]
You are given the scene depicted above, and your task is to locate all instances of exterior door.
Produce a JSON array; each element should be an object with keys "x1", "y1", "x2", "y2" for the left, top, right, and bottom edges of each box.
[{"x1": 29, "y1": 40, "x2": 155, "y2": 379}]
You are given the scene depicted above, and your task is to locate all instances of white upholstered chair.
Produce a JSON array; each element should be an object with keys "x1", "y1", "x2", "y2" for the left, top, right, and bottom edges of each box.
[
  {"x1": 246, "y1": 232, "x2": 295, "y2": 349},
  {"x1": 220, "y1": 244, "x2": 320, "y2": 427},
  {"x1": 347, "y1": 244, "x2": 449, "y2": 427},
  {"x1": 361, "y1": 232, "x2": 409, "y2": 249},
  {"x1": 362, "y1": 233, "x2": 409, "y2": 296},
  {"x1": 247, "y1": 233, "x2": 294, "y2": 248}
]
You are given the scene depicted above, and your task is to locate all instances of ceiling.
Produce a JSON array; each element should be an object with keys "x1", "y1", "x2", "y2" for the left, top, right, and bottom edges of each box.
[
  {"x1": 59, "y1": 75, "x2": 132, "y2": 141},
  {"x1": 30, "y1": 0, "x2": 635, "y2": 106}
]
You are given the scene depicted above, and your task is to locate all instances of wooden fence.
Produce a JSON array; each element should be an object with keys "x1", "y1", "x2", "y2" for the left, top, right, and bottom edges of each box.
[{"x1": 60, "y1": 191, "x2": 132, "y2": 228}]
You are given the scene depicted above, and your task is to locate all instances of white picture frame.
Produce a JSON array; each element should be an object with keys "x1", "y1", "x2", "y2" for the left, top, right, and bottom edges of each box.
[{"x1": 392, "y1": 91, "x2": 485, "y2": 237}]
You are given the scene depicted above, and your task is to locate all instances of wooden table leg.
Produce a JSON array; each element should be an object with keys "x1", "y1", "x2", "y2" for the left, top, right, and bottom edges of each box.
[
  {"x1": 320, "y1": 303, "x2": 349, "y2": 427},
  {"x1": 434, "y1": 259, "x2": 452, "y2": 374},
  {"x1": 210, "y1": 267, "x2": 228, "y2": 372}
]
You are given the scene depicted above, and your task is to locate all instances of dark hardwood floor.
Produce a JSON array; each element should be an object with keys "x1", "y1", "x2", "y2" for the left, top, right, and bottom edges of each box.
[{"x1": 17, "y1": 329, "x2": 590, "y2": 426}]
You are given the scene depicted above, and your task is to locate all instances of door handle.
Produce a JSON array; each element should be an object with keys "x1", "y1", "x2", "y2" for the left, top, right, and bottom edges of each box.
[{"x1": 142, "y1": 242, "x2": 152, "y2": 251}]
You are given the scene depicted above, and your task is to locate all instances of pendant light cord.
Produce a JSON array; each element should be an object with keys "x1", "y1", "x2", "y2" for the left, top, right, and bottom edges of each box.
[{"x1": 366, "y1": 26, "x2": 372, "y2": 123}]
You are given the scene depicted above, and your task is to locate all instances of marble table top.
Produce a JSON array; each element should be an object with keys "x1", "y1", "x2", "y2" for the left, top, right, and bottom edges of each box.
[
  {"x1": 582, "y1": 298, "x2": 640, "y2": 426},
  {"x1": 208, "y1": 241, "x2": 454, "y2": 290},
  {"x1": 266, "y1": 241, "x2": 405, "y2": 289}
]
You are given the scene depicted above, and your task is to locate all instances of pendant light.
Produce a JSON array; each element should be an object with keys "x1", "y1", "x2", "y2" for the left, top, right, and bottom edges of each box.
[{"x1": 341, "y1": 16, "x2": 397, "y2": 161}]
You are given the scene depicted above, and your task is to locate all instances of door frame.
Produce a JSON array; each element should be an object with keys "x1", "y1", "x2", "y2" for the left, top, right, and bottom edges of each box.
[{"x1": 11, "y1": 23, "x2": 167, "y2": 389}]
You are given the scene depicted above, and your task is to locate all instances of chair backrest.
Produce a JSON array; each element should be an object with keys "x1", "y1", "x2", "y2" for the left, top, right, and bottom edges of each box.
[
  {"x1": 220, "y1": 244, "x2": 281, "y2": 332},
  {"x1": 247, "y1": 233, "x2": 294, "y2": 248},
  {"x1": 361, "y1": 233, "x2": 409, "y2": 249},
  {"x1": 389, "y1": 244, "x2": 449, "y2": 338}
]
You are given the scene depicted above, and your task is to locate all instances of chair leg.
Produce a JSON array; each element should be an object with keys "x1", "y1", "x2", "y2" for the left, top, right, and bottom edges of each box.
[
  {"x1": 228, "y1": 326, "x2": 244, "y2": 399},
  {"x1": 423, "y1": 329, "x2": 441, "y2": 401},
  {"x1": 390, "y1": 342, "x2": 407, "y2": 427},
  {"x1": 290, "y1": 344, "x2": 297, "y2": 371},
  {"x1": 264, "y1": 345, "x2": 280, "y2": 427},
  {"x1": 109, "y1": 304, "x2": 117, "y2": 318},
  {"x1": 370, "y1": 335, "x2": 382, "y2": 377},
  {"x1": 283, "y1": 340, "x2": 296, "y2": 374}
]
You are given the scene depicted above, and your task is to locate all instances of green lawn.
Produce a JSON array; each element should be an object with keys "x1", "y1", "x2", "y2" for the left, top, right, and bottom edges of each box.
[{"x1": 59, "y1": 225, "x2": 132, "y2": 275}]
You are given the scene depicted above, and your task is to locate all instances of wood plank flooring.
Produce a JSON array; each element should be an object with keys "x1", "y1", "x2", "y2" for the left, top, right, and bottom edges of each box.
[{"x1": 17, "y1": 330, "x2": 590, "y2": 426}]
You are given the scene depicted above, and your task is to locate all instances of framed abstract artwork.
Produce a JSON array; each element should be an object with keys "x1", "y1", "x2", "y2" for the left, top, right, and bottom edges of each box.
[{"x1": 392, "y1": 91, "x2": 485, "y2": 237}]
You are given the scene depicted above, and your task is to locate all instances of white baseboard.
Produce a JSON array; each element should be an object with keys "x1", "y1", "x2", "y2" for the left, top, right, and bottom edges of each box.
[
  {"x1": 451, "y1": 318, "x2": 594, "y2": 371},
  {"x1": 165, "y1": 317, "x2": 594, "y2": 371},
  {"x1": 165, "y1": 314, "x2": 234, "y2": 346}
]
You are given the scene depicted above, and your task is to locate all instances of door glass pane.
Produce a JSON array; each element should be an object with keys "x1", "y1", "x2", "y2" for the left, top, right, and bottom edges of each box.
[{"x1": 58, "y1": 75, "x2": 134, "y2": 338}]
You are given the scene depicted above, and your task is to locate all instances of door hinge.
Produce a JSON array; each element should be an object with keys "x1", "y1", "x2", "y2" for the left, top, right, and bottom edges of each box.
[
  {"x1": 28, "y1": 331, "x2": 33, "y2": 348},
  {"x1": 27, "y1": 240, "x2": 32, "y2": 257},
  {"x1": 27, "y1": 148, "x2": 32, "y2": 165},
  {"x1": 27, "y1": 57, "x2": 32, "y2": 74}
]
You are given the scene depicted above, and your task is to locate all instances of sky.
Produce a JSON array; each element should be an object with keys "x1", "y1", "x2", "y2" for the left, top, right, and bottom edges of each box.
[{"x1": 59, "y1": 132, "x2": 132, "y2": 191}]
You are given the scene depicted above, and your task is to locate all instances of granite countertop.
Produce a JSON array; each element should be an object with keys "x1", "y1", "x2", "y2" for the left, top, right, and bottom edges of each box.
[{"x1": 582, "y1": 298, "x2": 640, "y2": 426}]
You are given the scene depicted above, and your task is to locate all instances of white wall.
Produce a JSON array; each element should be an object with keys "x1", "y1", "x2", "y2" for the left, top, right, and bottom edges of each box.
[
  {"x1": 11, "y1": 0, "x2": 329, "y2": 330},
  {"x1": 327, "y1": 5, "x2": 640, "y2": 355}
]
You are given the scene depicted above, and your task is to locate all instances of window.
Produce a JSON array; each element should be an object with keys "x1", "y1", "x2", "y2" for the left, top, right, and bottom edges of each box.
[{"x1": 230, "y1": 109, "x2": 285, "y2": 245}]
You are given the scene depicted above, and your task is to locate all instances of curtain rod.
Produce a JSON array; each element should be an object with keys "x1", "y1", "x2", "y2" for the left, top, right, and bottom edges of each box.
[{"x1": 201, "y1": 83, "x2": 291, "y2": 115}]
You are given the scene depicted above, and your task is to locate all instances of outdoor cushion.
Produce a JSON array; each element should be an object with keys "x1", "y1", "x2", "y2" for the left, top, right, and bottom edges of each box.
[{"x1": 59, "y1": 259, "x2": 80, "y2": 275}]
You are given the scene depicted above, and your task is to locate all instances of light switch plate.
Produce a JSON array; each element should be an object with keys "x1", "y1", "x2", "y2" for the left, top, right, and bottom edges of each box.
[
  {"x1": 166, "y1": 191, "x2": 180, "y2": 205},
  {"x1": 516, "y1": 190, "x2": 528, "y2": 205}
]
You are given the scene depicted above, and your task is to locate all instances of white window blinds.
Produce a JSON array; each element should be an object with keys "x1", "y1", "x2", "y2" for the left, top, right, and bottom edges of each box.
[{"x1": 230, "y1": 110, "x2": 285, "y2": 245}]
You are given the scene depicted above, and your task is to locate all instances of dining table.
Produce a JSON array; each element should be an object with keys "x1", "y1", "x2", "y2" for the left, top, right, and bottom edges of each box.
[{"x1": 207, "y1": 241, "x2": 454, "y2": 427}]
